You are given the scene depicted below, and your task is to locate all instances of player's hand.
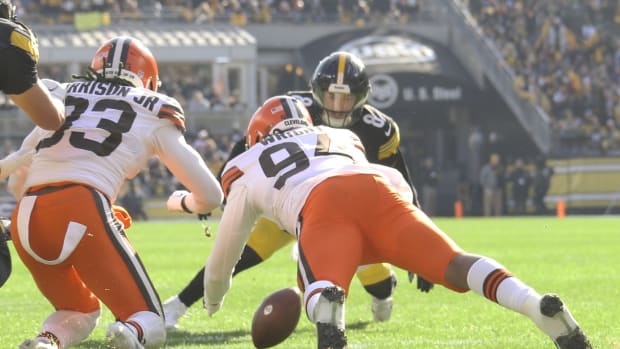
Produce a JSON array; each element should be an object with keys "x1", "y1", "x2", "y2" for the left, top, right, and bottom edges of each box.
[
  {"x1": 0, "y1": 149, "x2": 35, "y2": 181},
  {"x1": 417, "y1": 275, "x2": 434, "y2": 292},
  {"x1": 408, "y1": 272, "x2": 434, "y2": 293},
  {"x1": 204, "y1": 298, "x2": 222, "y2": 317}
]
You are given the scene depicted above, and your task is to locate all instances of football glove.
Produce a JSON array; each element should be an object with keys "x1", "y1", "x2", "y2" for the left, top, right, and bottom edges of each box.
[
  {"x1": 408, "y1": 272, "x2": 434, "y2": 293},
  {"x1": 0, "y1": 218, "x2": 10, "y2": 241},
  {"x1": 112, "y1": 205, "x2": 132, "y2": 229}
]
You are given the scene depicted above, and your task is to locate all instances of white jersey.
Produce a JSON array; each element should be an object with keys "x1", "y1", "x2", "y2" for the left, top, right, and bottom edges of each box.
[
  {"x1": 205, "y1": 125, "x2": 413, "y2": 306},
  {"x1": 20, "y1": 80, "x2": 222, "y2": 209}
]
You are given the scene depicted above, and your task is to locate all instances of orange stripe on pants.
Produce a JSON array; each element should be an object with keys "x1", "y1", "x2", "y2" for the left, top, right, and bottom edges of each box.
[
  {"x1": 12, "y1": 184, "x2": 162, "y2": 320},
  {"x1": 297, "y1": 174, "x2": 465, "y2": 295}
]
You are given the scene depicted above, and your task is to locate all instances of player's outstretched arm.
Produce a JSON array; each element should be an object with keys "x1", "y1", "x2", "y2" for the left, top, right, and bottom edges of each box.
[{"x1": 9, "y1": 79, "x2": 66, "y2": 131}]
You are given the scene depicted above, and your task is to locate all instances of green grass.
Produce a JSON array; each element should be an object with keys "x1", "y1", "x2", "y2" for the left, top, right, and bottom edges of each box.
[{"x1": 1, "y1": 217, "x2": 618, "y2": 348}]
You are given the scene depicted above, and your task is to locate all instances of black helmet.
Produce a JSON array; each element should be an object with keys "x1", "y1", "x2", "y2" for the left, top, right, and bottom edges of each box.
[
  {"x1": 0, "y1": 0, "x2": 15, "y2": 20},
  {"x1": 310, "y1": 51, "x2": 370, "y2": 127}
]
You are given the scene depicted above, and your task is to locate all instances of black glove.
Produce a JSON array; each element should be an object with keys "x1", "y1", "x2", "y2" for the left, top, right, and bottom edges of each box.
[
  {"x1": 198, "y1": 212, "x2": 211, "y2": 221},
  {"x1": 0, "y1": 218, "x2": 10, "y2": 241},
  {"x1": 408, "y1": 272, "x2": 434, "y2": 293}
]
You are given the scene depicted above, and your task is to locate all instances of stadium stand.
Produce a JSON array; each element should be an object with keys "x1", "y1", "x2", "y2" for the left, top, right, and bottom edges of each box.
[{"x1": 2, "y1": 0, "x2": 620, "y2": 215}]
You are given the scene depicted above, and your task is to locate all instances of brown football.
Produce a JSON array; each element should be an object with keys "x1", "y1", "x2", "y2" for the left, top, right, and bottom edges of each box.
[{"x1": 251, "y1": 286, "x2": 303, "y2": 348}]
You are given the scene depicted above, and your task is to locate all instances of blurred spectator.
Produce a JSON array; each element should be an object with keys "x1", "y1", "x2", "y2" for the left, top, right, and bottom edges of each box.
[
  {"x1": 186, "y1": 90, "x2": 211, "y2": 114},
  {"x1": 229, "y1": 0, "x2": 247, "y2": 26},
  {"x1": 480, "y1": 153, "x2": 504, "y2": 217},
  {"x1": 419, "y1": 156, "x2": 439, "y2": 216},
  {"x1": 507, "y1": 158, "x2": 531, "y2": 215},
  {"x1": 532, "y1": 156, "x2": 554, "y2": 215},
  {"x1": 465, "y1": 0, "x2": 620, "y2": 155},
  {"x1": 193, "y1": 129, "x2": 212, "y2": 159},
  {"x1": 119, "y1": 180, "x2": 148, "y2": 221}
]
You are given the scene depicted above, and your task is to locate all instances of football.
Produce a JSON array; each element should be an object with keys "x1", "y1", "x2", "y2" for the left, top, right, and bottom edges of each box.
[{"x1": 251, "y1": 286, "x2": 303, "y2": 348}]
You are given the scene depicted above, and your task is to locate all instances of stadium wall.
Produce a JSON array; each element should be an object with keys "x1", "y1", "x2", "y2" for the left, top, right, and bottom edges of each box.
[{"x1": 547, "y1": 157, "x2": 620, "y2": 213}]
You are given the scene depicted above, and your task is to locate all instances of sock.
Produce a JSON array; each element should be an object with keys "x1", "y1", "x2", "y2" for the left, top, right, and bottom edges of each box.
[
  {"x1": 41, "y1": 310, "x2": 100, "y2": 348},
  {"x1": 178, "y1": 268, "x2": 205, "y2": 307},
  {"x1": 466, "y1": 257, "x2": 575, "y2": 339}
]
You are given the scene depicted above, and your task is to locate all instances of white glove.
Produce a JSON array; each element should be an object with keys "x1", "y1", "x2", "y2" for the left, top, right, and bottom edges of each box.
[
  {"x1": 0, "y1": 149, "x2": 35, "y2": 181},
  {"x1": 204, "y1": 298, "x2": 222, "y2": 317},
  {"x1": 166, "y1": 190, "x2": 192, "y2": 213},
  {"x1": 41, "y1": 78, "x2": 67, "y2": 102}
]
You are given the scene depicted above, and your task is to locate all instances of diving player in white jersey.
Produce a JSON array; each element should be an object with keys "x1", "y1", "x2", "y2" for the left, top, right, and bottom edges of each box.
[
  {"x1": 12, "y1": 36, "x2": 223, "y2": 349},
  {"x1": 204, "y1": 95, "x2": 590, "y2": 349}
]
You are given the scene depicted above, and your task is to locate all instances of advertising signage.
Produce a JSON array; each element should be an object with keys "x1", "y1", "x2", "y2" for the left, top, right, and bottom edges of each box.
[{"x1": 299, "y1": 29, "x2": 476, "y2": 114}]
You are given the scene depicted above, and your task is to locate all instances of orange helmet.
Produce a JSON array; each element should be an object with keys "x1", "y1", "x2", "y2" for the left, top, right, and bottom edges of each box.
[
  {"x1": 90, "y1": 36, "x2": 160, "y2": 91},
  {"x1": 246, "y1": 95, "x2": 313, "y2": 148}
]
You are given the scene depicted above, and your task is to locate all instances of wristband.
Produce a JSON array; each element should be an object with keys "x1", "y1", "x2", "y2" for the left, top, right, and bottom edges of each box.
[{"x1": 181, "y1": 195, "x2": 193, "y2": 214}]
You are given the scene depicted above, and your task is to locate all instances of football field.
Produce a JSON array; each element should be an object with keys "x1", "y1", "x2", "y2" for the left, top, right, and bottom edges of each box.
[{"x1": 1, "y1": 217, "x2": 617, "y2": 348}]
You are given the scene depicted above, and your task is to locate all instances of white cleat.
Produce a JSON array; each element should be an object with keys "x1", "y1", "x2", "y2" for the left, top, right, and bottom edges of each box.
[
  {"x1": 371, "y1": 296, "x2": 393, "y2": 322},
  {"x1": 19, "y1": 337, "x2": 57, "y2": 349},
  {"x1": 163, "y1": 295, "x2": 188, "y2": 330},
  {"x1": 539, "y1": 294, "x2": 592, "y2": 349},
  {"x1": 106, "y1": 321, "x2": 143, "y2": 349}
]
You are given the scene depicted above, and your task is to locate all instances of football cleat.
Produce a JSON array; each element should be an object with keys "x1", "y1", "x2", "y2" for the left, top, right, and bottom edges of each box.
[
  {"x1": 540, "y1": 294, "x2": 592, "y2": 349},
  {"x1": 313, "y1": 286, "x2": 347, "y2": 349},
  {"x1": 106, "y1": 321, "x2": 144, "y2": 349},
  {"x1": 162, "y1": 295, "x2": 188, "y2": 330},
  {"x1": 317, "y1": 322, "x2": 347, "y2": 349},
  {"x1": 371, "y1": 296, "x2": 393, "y2": 322},
  {"x1": 19, "y1": 335, "x2": 58, "y2": 349}
]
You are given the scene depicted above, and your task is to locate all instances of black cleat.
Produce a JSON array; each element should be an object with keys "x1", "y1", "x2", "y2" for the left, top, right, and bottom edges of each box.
[
  {"x1": 540, "y1": 294, "x2": 592, "y2": 349},
  {"x1": 317, "y1": 322, "x2": 347, "y2": 349},
  {"x1": 555, "y1": 328, "x2": 592, "y2": 349},
  {"x1": 321, "y1": 286, "x2": 345, "y2": 304}
]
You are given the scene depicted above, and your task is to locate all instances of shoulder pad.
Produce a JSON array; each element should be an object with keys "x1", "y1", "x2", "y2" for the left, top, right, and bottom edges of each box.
[
  {"x1": 6, "y1": 21, "x2": 38, "y2": 62},
  {"x1": 354, "y1": 105, "x2": 401, "y2": 160},
  {"x1": 157, "y1": 95, "x2": 186, "y2": 132}
]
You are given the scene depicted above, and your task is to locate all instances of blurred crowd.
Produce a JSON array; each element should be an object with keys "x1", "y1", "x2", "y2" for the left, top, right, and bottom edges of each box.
[
  {"x1": 464, "y1": 0, "x2": 620, "y2": 155},
  {"x1": 14, "y1": 0, "x2": 423, "y2": 26},
  {"x1": 1, "y1": 63, "x2": 247, "y2": 114}
]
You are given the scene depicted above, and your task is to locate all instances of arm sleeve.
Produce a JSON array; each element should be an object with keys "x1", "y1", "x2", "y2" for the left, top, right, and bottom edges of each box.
[
  {"x1": 154, "y1": 125, "x2": 223, "y2": 214},
  {"x1": 0, "y1": 47, "x2": 37, "y2": 94},
  {"x1": 204, "y1": 185, "x2": 258, "y2": 306},
  {"x1": 385, "y1": 150, "x2": 420, "y2": 207}
]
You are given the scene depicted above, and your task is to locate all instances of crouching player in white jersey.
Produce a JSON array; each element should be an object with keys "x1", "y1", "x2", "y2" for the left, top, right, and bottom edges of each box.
[
  {"x1": 203, "y1": 95, "x2": 591, "y2": 349},
  {"x1": 11, "y1": 36, "x2": 223, "y2": 349}
]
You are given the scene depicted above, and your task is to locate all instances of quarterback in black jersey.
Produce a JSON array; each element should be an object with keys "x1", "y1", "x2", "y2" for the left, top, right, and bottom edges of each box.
[
  {"x1": 163, "y1": 51, "x2": 431, "y2": 330},
  {"x1": 0, "y1": 0, "x2": 65, "y2": 132}
]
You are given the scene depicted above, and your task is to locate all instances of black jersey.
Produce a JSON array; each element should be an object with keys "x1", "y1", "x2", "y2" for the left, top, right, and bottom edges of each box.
[
  {"x1": 287, "y1": 91, "x2": 418, "y2": 206},
  {"x1": 0, "y1": 18, "x2": 39, "y2": 94},
  {"x1": 217, "y1": 92, "x2": 419, "y2": 206}
]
